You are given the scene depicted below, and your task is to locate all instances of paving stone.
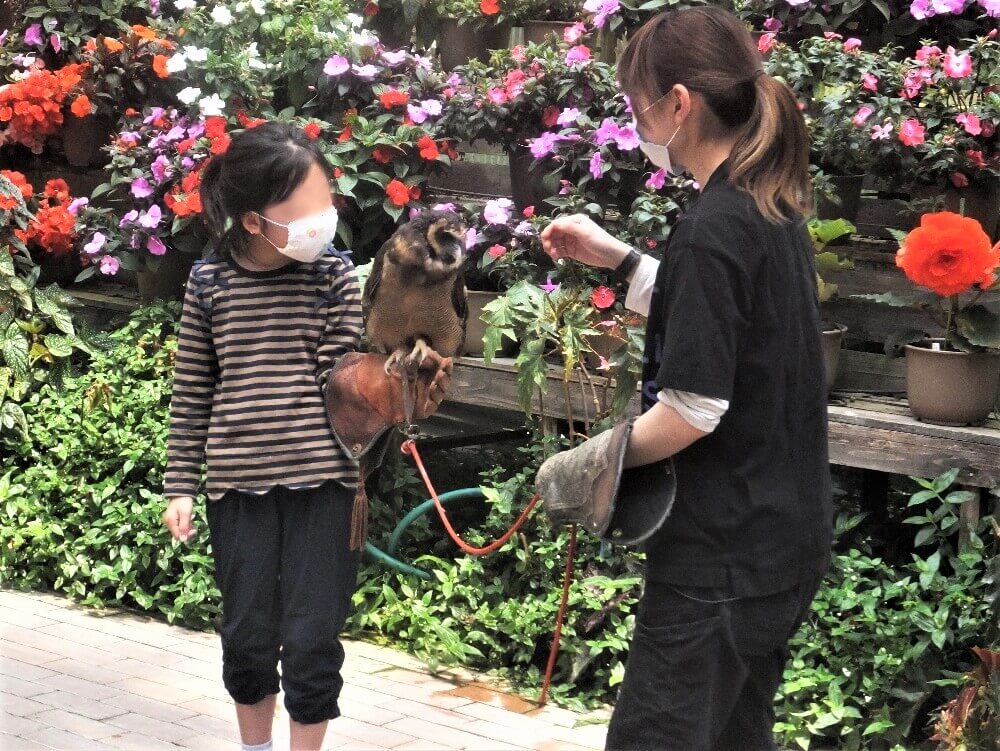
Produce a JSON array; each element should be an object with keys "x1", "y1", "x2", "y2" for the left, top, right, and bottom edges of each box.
[
  {"x1": 31, "y1": 708, "x2": 121, "y2": 740},
  {"x1": 30, "y1": 725, "x2": 117, "y2": 750},
  {"x1": 0, "y1": 642, "x2": 62, "y2": 668},
  {"x1": 107, "y1": 677, "x2": 201, "y2": 706},
  {"x1": 0, "y1": 691, "x2": 52, "y2": 717},
  {"x1": 337, "y1": 697, "x2": 406, "y2": 726},
  {"x1": 371, "y1": 697, "x2": 475, "y2": 731},
  {"x1": 0, "y1": 731, "x2": 51, "y2": 750},
  {"x1": 101, "y1": 730, "x2": 189, "y2": 750},
  {"x1": 0, "y1": 610, "x2": 59, "y2": 630},
  {"x1": 177, "y1": 696, "x2": 236, "y2": 723},
  {"x1": 0, "y1": 676, "x2": 52, "y2": 699},
  {"x1": 0, "y1": 657, "x2": 56, "y2": 682},
  {"x1": 175, "y1": 733, "x2": 242, "y2": 751},
  {"x1": 35, "y1": 622, "x2": 132, "y2": 652},
  {"x1": 393, "y1": 741, "x2": 458, "y2": 751},
  {"x1": 99, "y1": 690, "x2": 200, "y2": 724},
  {"x1": 0, "y1": 711, "x2": 48, "y2": 737},
  {"x1": 105, "y1": 710, "x2": 200, "y2": 743},
  {"x1": 333, "y1": 715, "x2": 417, "y2": 748},
  {"x1": 532, "y1": 740, "x2": 600, "y2": 751},
  {"x1": 524, "y1": 704, "x2": 593, "y2": 729},
  {"x1": 1, "y1": 626, "x2": 118, "y2": 667},
  {"x1": 34, "y1": 673, "x2": 124, "y2": 701},
  {"x1": 31, "y1": 688, "x2": 126, "y2": 721},
  {"x1": 460, "y1": 718, "x2": 553, "y2": 748},
  {"x1": 384, "y1": 717, "x2": 527, "y2": 750},
  {"x1": 173, "y1": 709, "x2": 237, "y2": 739}
]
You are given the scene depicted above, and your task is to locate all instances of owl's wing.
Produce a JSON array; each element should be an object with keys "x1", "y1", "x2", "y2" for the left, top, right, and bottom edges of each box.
[
  {"x1": 362, "y1": 240, "x2": 389, "y2": 319},
  {"x1": 451, "y1": 269, "x2": 468, "y2": 341}
]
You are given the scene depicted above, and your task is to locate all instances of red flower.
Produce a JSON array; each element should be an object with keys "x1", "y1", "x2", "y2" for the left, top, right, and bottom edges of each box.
[
  {"x1": 237, "y1": 111, "x2": 266, "y2": 128},
  {"x1": 333, "y1": 167, "x2": 343, "y2": 178},
  {"x1": 522, "y1": 205, "x2": 534, "y2": 218},
  {"x1": 386, "y1": 179, "x2": 411, "y2": 206},
  {"x1": 44, "y1": 178, "x2": 70, "y2": 203},
  {"x1": 175, "y1": 137, "x2": 197, "y2": 154},
  {"x1": 2, "y1": 170, "x2": 34, "y2": 199},
  {"x1": 443, "y1": 141, "x2": 459, "y2": 160},
  {"x1": 896, "y1": 212, "x2": 998, "y2": 296},
  {"x1": 125, "y1": 107, "x2": 140, "y2": 117},
  {"x1": 205, "y1": 116, "x2": 227, "y2": 139},
  {"x1": 372, "y1": 146, "x2": 395, "y2": 164},
  {"x1": 488, "y1": 244, "x2": 506, "y2": 258},
  {"x1": 165, "y1": 185, "x2": 203, "y2": 216},
  {"x1": 364, "y1": 0, "x2": 379, "y2": 14},
  {"x1": 70, "y1": 95, "x2": 92, "y2": 118},
  {"x1": 480, "y1": 0, "x2": 499, "y2": 14},
  {"x1": 303, "y1": 122, "x2": 321, "y2": 140},
  {"x1": 338, "y1": 124, "x2": 353, "y2": 143},
  {"x1": 591, "y1": 286, "x2": 616, "y2": 310},
  {"x1": 409, "y1": 184, "x2": 421, "y2": 201},
  {"x1": 210, "y1": 134, "x2": 231, "y2": 154},
  {"x1": 417, "y1": 135, "x2": 439, "y2": 160},
  {"x1": 152, "y1": 54, "x2": 170, "y2": 78},
  {"x1": 542, "y1": 105, "x2": 560, "y2": 128},
  {"x1": 181, "y1": 170, "x2": 201, "y2": 194},
  {"x1": 379, "y1": 89, "x2": 410, "y2": 109}
]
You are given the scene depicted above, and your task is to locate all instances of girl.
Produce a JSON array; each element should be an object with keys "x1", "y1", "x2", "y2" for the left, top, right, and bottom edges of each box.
[
  {"x1": 541, "y1": 8, "x2": 834, "y2": 750},
  {"x1": 160, "y1": 121, "x2": 364, "y2": 751}
]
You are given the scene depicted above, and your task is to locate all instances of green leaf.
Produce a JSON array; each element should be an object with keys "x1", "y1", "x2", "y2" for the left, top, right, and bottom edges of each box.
[
  {"x1": 43, "y1": 334, "x2": 77, "y2": 358},
  {"x1": 2, "y1": 329, "x2": 30, "y2": 378},
  {"x1": 956, "y1": 305, "x2": 1000, "y2": 349}
]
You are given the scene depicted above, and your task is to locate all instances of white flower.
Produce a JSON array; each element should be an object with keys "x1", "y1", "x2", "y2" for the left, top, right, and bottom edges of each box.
[
  {"x1": 177, "y1": 86, "x2": 202, "y2": 104},
  {"x1": 346, "y1": 12, "x2": 362, "y2": 26},
  {"x1": 199, "y1": 93, "x2": 226, "y2": 116},
  {"x1": 173, "y1": 0, "x2": 196, "y2": 9},
  {"x1": 210, "y1": 5, "x2": 233, "y2": 24},
  {"x1": 234, "y1": 0, "x2": 246, "y2": 10},
  {"x1": 247, "y1": 41, "x2": 260, "y2": 57},
  {"x1": 165, "y1": 53, "x2": 187, "y2": 73},
  {"x1": 250, "y1": 0, "x2": 267, "y2": 12},
  {"x1": 351, "y1": 30, "x2": 378, "y2": 47},
  {"x1": 183, "y1": 45, "x2": 208, "y2": 62},
  {"x1": 248, "y1": 57, "x2": 267, "y2": 70}
]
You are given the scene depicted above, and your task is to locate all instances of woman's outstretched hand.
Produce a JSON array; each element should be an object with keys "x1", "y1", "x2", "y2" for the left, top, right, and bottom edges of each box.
[{"x1": 540, "y1": 214, "x2": 633, "y2": 270}]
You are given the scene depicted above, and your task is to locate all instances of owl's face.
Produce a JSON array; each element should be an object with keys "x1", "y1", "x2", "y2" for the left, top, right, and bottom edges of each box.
[{"x1": 423, "y1": 216, "x2": 467, "y2": 276}]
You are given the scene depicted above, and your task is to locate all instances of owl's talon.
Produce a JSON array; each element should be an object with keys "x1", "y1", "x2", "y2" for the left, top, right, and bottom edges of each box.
[
  {"x1": 406, "y1": 339, "x2": 432, "y2": 370},
  {"x1": 384, "y1": 350, "x2": 406, "y2": 376}
]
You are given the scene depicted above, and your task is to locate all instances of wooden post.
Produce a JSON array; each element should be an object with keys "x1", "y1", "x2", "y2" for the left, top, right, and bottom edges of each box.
[
  {"x1": 959, "y1": 486, "x2": 982, "y2": 551},
  {"x1": 540, "y1": 415, "x2": 559, "y2": 438}
]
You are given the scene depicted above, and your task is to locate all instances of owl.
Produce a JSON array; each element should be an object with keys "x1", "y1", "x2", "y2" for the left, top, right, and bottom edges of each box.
[{"x1": 363, "y1": 210, "x2": 468, "y2": 374}]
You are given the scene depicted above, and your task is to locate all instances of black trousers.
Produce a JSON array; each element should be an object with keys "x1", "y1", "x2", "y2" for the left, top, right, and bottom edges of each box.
[
  {"x1": 605, "y1": 571, "x2": 825, "y2": 751},
  {"x1": 205, "y1": 480, "x2": 360, "y2": 725}
]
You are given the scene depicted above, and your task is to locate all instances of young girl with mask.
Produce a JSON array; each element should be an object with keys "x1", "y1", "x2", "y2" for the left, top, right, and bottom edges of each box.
[
  {"x1": 541, "y1": 8, "x2": 833, "y2": 750},
  {"x1": 159, "y1": 121, "x2": 440, "y2": 751}
]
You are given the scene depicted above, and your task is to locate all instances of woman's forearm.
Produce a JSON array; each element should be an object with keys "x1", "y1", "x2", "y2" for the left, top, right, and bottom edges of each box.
[{"x1": 623, "y1": 401, "x2": 708, "y2": 468}]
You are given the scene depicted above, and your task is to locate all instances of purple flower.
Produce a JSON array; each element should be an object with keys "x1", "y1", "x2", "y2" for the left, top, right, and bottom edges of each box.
[
  {"x1": 149, "y1": 0, "x2": 161, "y2": 15},
  {"x1": 614, "y1": 123, "x2": 640, "y2": 151},
  {"x1": 131, "y1": 178, "x2": 154, "y2": 199},
  {"x1": 181, "y1": 157, "x2": 195, "y2": 170},
  {"x1": 406, "y1": 104, "x2": 429, "y2": 124},
  {"x1": 420, "y1": 99, "x2": 442, "y2": 117},
  {"x1": 447, "y1": 73, "x2": 462, "y2": 87},
  {"x1": 382, "y1": 49, "x2": 407, "y2": 66},
  {"x1": 514, "y1": 221, "x2": 533, "y2": 236},
  {"x1": 646, "y1": 168, "x2": 666, "y2": 190},
  {"x1": 352, "y1": 63, "x2": 379, "y2": 80},
  {"x1": 186, "y1": 121, "x2": 205, "y2": 139},
  {"x1": 589, "y1": 151, "x2": 604, "y2": 179},
  {"x1": 151, "y1": 155, "x2": 171, "y2": 183},
  {"x1": 139, "y1": 204, "x2": 162, "y2": 229},
  {"x1": 465, "y1": 227, "x2": 479, "y2": 250},
  {"x1": 432, "y1": 202, "x2": 457, "y2": 212},
  {"x1": 565, "y1": 45, "x2": 591, "y2": 65},
  {"x1": 414, "y1": 55, "x2": 433, "y2": 70},
  {"x1": 67, "y1": 197, "x2": 89, "y2": 215},
  {"x1": 584, "y1": 0, "x2": 620, "y2": 28},
  {"x1": 148, "y1": 135, "x2": 168, "y2": 152},
  {"x1": 982, "y1": 0, "x2": 1000, "y2": 15},
  {"x1": 763, "y1": 17, "x2": 782, "y2": 31},
  {"x1": 871, "y1": 122, "x2": 893, "y2": 140},
  {"x1": 100, "y1": 255, "x2": 120, "y2": 275},
  {"x1": 147, "y1": 236, "x2": 167, "y2": 255},
  {"x1": 483, "y1": 198, "x2": 513, "y2": 225},
  {"x1": 324, "y1": 54, "x2": 350, "y2": 76},
  {"x1": 0, "y1": 30, "x2": 8, "y2": 47},
  {"x1": 408, "y1": 207, "x2": 421, "y2": 220},
  {"x1": 529, "y1": 132, "x2": 562, "y2": 159},
  {"x1": 84, "y1": 233, "x2": 106, "y2": 254},
  {"x1": 119, "y1": 131, "x2": 141, "y2": 147},
  {"x1": 144, "y1": 107, "x2": 165, "y2": 125},
  {"x1": 557, "y1": 108, "x2": 581, "y2": 126},
  {"x1": 50, "y1": 33, "x2": 61, "y2": 53},
  {"x1": 593, "y1": 118, "x2": 620, "y2": 146},
  {"x1": 119, "y1": 210, "x2": 139, "y2": 227},
  {"x1": 540, "y1": 276, "x2": 560, "y2": 294},
  {"x1": 165, "y1": 125, "x2": 187, "y2": 141},
  {"x1": 24, "y1": 24, "x2": 43, "y2": 47}
]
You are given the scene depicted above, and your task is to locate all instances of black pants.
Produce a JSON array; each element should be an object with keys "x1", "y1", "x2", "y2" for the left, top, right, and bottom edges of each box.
[
  {"x1": 205, "y1": 480, "x2": 360, "y2": 725},
  {"x1": 605, "y1": 572, "x2": 824, "y2": 751}
]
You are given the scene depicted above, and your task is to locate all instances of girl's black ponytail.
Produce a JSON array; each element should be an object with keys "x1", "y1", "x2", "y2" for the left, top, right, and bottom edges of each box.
[{"x1": 195, "y1": 121, "x2": 335, "y2": 259}]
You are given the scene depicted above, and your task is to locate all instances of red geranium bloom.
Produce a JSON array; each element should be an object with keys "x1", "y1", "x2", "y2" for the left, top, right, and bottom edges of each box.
[
  {"x1": 386, "y1": 179, "x2": 411, "y2": 206},
  {"x1": 70, "y1": 95, "x2": 92, "y2": 118},
  {"x1": 205, "y1": 116, "x2": 227, "y2": 139},
  {"x1": 338, "y1": 124, "x2": 353, "y2": 143},
  {"x1": 480, "y1": 0, "x2": 500, "y2": 14},
  {"x1": 417, "y1": 135, "x2": 439, "y2": 160},
  {"x1": 210, "y1": 134, "x2": 231, "y2": 154},
  {"x1": 303, "y1": 122, "x2": 321, "y2": 140},
  {"x1": 379, "y1": 89, "x2": 410, "y2": 109},
  {"x1": 152, "y1": 54, "x2": 170, "y2": 78},
  {"x1": 236, "y1": 110, "x2": 266, "y2": 128},
  {"x1": 591, "y1": 286, "x2": 616, "y2": 310},
  {"x1": 896, "y1": 212, "x2": 999, "y2": 296},
  {"x1": 44, "y1": 178, "x2": 70, "y2": 203},
  {"x1": 1, "y1": 170, "x2": 34, "y2": 199}
]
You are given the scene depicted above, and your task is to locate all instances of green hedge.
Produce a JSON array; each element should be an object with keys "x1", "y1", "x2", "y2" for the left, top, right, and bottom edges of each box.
[{"x1": 1, "y1": 305, "x2": 997, "y2": 749}]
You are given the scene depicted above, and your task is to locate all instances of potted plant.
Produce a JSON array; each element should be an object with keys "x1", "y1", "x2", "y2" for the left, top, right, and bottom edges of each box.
[
  {"x1": 932, "y1": 646, "x2": 1000, "y2": 749},
  {"x1": 809, "y1": 217, "x2": 856, "y2": 391},
  {"x1": 859, "y1": 211, "x2": 1000, "y2": 425},
  {"x1": 432, "y1": 0, "x2": 512, "y2": 71},
  {"x1": 518, "y1": 0, "x2": 584, "y2": 45},
  {"x1": 0, "y1": 60, "x2": 89, "y2": 156}
]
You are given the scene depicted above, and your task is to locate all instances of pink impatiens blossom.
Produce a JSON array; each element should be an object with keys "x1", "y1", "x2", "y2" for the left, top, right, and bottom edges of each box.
[
  {"x1": 589, "y1": 151, "x2": 604, "y2": 179},
  {"x1": 915, "y1": 45, "x2": 942, "y2": 62},
  {"x1": 465, "y1": 228, "x2": 479, "y2": 249},
  {"x1": 540, "y1": 276, "x2": 560, "y2": 294},
  {"x1": 147, "y1": 236, "x2": 167, "y2": 255},
  {"x1": 763, "y1": 16, "x2": 782, "y2": 31},
  {"x1": 957, "y1": 112, "x2": 982, "y2": 135},
  {"x1": 565, "y1": 45, "x2": 591, "y2": 65},
  {"x1": 646, "y1": 168, "x2": 666, "y2": 190},
  {"x1": 583, "y1": 0, "x2": 620, "y2": 28},
  {"x1": 84, "y1": 232, "x2": 106, "y2": 254},
  {"x1": 564, "y1": 21, "x2": 587, "y2": 43},
  {"x1": 50, "y1": 33, "x2": 61, "y2": 53},
  {"x1": 557, "y1": 107, "x2": 581, "y2": 126},
  {"x1": 23, "y1": 24, "x2": 43, "y2": 47},
  {"x1": 862, "y1": 73, "x2": 879, "y2": 91},
  {"x1": 758, "y1": 33, "x2": 777, "y2": 54},
  {"x1": 100, "y1": 255, "x2": 120, "y2": 275},
  {"x1": 323, "y1": 54, "x2": 350, "y2": 76},
  {"x1": 844, "y1": 38, "x2": 862, "y2": 52},
  {"x1": 899, "y1": 118, "x2": 926, "y2": 146},
  {"x1": 131, "y1": 177, "x2": 153, "y2": 198},
  {"x1": 852, "y1": 106, "x2": 874, "y2": 126},
  {"x1": 950, "y1": 172, "x2": 969, "y2": 188},
  {"x1": 871, "y1": 122, "x2": 893, "y2": 140},
  {"x1": 487, "y1": 87, "x2": 508, "y2": 104},
  {"x1": 529, "y1": 132, "x2": 562, "y2": 159},
  {"x1": 483, "y1": 198, "x2": 513, "y2": 225},
  {"x1": 614, "y1": 123, "x2": 640, "y2": 151},
  {"x1": 593, "y1": 118, "x2": 621, "y2": 146},
  {"x1": 488, "y1": 244, "x2": 506, "y2": 258},
  {"x1": 943, "y1": 46, "x2": 973, "y2": 78}
]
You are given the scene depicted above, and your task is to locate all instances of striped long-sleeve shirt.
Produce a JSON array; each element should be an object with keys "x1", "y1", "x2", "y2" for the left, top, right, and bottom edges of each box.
[{"x1": 163, "y1": 247, "x2": 364, "y2": 500}]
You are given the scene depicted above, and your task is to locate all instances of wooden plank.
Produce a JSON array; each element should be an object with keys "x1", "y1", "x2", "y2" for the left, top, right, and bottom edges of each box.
[
  {"x1": 829, "y1": 398, "x2": 1000, "y2": 446},
  {"x1": 833, "y1": 350, "x2": 905, "y2": 393}
]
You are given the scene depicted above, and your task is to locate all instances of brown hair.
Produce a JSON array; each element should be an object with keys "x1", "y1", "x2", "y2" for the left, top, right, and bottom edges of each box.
[{"x1": 618, "y1": 6, "x2": 811, "y2": 222}]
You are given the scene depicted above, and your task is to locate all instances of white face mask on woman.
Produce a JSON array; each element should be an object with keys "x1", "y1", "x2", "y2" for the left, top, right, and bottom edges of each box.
[
  {"x1": 632, "y1": 90, "x2": 685, "y2": 176},
  {"x1": 256, "y1": 206, "x2": 339, "y2": 263}
]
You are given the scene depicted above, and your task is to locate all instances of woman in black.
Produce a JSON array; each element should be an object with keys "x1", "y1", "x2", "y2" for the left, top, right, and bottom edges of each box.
[{"x1": 540, "y1": 8, "x2": 834, "y2": 750}]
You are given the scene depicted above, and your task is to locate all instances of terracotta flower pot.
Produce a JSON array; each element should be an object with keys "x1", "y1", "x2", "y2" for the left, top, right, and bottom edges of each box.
[
  {"x1": 815, "y1": 175, "x2": 864, "y2": 223},
  {"x1": 437, "y1": 19, "x2": 510, "y2": 70},
  {"x1": 821, "y1": 324, "x2": 846, "y2": 393},
  {"x1": 137, "y1": 251, "x2": 197, "y2": 303},
  {"x1": 61, "y1": 114, "x2": 113, "y2": 167},
  {"x1": 463, "y1": 290, "x2": 517, "y2": 357},
  {"x1": 904, "y1": 340, "x2": 1000, "y2": 426}
]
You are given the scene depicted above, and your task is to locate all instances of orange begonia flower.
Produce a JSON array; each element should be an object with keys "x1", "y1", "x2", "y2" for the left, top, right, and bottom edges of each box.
[
  {"x1": 896, "y1": 212, "x2": 1000, "y2": 297},
  {"x1": 104, "y1": 38, "x2": 125, "y2": 53},
  {"x1": 70, "y1": 95, "x2": 92, "y2": 118},
  {"x1": 152, "y1": 54, "x2": 170, "y2": 78}
]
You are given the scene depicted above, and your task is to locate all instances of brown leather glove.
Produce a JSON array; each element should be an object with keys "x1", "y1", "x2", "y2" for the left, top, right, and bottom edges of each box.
[{"x1": 324, "y1": 349, "x2": 454, "y2": 462}]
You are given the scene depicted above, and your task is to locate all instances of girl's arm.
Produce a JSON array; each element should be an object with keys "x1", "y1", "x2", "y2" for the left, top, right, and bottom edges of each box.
[
  {"x1": 164, "y1": 274, "x2": 218, "y2": 499},
  {"x1": 316, "y1": 260, "x2": 364, "y2": 390}
]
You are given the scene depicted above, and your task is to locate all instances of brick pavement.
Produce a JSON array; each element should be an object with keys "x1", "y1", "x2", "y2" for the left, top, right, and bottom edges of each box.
[{"x1": 0, "y1": 588, "x2": 609, "y2": 751}]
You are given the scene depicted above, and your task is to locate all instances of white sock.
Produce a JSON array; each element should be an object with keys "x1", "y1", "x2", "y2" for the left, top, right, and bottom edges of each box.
[{"x1": 241, "y1": 741, "x2": 272, "y2": 751}]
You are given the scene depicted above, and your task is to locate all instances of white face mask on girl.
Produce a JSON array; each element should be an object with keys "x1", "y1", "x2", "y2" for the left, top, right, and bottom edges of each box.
[
  {"x1": 633, "y1": 118, "x2": 684, "y2": 176},
  {"x1": 257, "y1": 206, "x2": 339, "y2": 263}
]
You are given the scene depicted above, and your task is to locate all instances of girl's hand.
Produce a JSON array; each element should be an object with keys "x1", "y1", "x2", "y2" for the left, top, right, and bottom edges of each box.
[
  {"x1": 163, "y1": 496, "x2": 196, "y2": 542},
  {"x1": 540, "y1": 214, "x2": 632, "y2": 269}
]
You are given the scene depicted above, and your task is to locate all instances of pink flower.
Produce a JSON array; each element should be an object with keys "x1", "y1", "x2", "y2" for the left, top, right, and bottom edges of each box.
[
  {"x1": 589, "y1": 151, "x2": 604, "y2": 179},
  {"x1": 982, "y1": 120, "x2": 996, "y2": 137},
  {"x1": 131, "y1": 177, "x2": 153, "y2": 198},
  {"x1": 758, "y1": 33, "x2": 777, "y2": 54},
  {"x1": 915, "y1": 45, "x2": 942, "y2": 62},
  {"x1": 844, "y1": 37, "x2": 862, "y2": 51},
  {"x1": 529, "y1": 132, "x2": 562, "y2": 158},
  {"x1": 100, "y1": 255, "x2": 120, "y2": 275},
  {"x1": 957, "y1": 112, "x2": 982, "y2": 135},
  {"x1": 151, "y1": 155, "x2": 171, "y2": 183},
  {"x1": 646, "y1": 168, "x2": 666, "y2": 190},
  {"x1": 465, "y1": 228, "x2": 479, "y2": 249},
  {"x1": 564, "y1": 22, "x2": 587, "y2": 43},
  {"x1": 614, "y1": 123, "x2": 640, "y2": 151},
  {"x1": 139, "y1": 204, "x2": 163, "y2": 229},
  {"x1": 382, "y1": 50, "x2": 407, "y2": 66},
  {"x1": 852, "y1": 106, "x2": 874, "y2": 127},
  {"x1": 487, "y1": 87, "x2": 508, "y2": 104},
  {"x1": 540, "y1": 276, "x2": 560, "y2": 294},
  {"x1": 147, "y1": 236, "x2": 167, "y2": 255},
  {"x1": 583, "y1": 0, "x2": 620, "y2": 28},
  {"x1": 967, "y1": 149, "x2": 986, "y2": 167},
  {"x1": 565, "y1": 45, "x2": 591, "y2": 65},
  {"x1": 84, "y1": 232, "x2": 106, "y2": 254},
  {"x1": 871, "y1": 123, "x2": 893, "y2": 140},
  {"x1": 324, "y1": 54, "x2": 350, "y2": 76},
  {"x1": 487, "y1": 244, "x2": 506, "y2": 258},
  {"x1": 557, "y1": 107, "x2": 581, "y2": 125},
  {"x1": 862, "y1": 73, "x2": 879, "y2": 91},
  {"x1": 50, "y1": 33, "x2": 61, "y2": 53},
  {"x1": 351, "y1": 63, "x2": 379, "y2": 80},
  {"x1": 590, "y1": 286, "x2": 616, "y2": 309},
  {"x1": 823, "y1": 32, "x2": 843, "y2": 40},
  {"x1": 596, "y1": 356, "x2": 610, "y2": 371},
  {"x1": 23, "y1": 24, "x2": 43, "y2": 47},
  {"x1": 943, "y1": 46, "x2": 973, "y2": 78},
  {"x1": 593, "y1": 118, "x2": 620, "y2": 146},
  {"x1": 67, "y1": 197, "x2": 89, "y2": 215},
  {"x1": 910, "y1": 0, "x2": 932, "y2": 15},
  {"x1": 510, "y1": 45, "x2": 526, "y2": 63},
  {"x1": 119, "y1": 209, "x2": 139, "y2": 227},
  {"x1": 763, "y1": 16, "x2": 782, "y2": 31},
  {"x1": 483, "y1": 197, "x2": 512, "y2": 225},
  {"x1": 899, "y1": 118, "x2": 926, "y2": 146},
  {"x1": 983, "y1": 0, "x2": 1000, "y2": 16}
]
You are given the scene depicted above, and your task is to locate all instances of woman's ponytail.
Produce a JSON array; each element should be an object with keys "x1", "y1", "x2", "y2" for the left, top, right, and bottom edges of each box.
[{"x1": 730, "y1": 73, "x2": 811, "y2": 222}]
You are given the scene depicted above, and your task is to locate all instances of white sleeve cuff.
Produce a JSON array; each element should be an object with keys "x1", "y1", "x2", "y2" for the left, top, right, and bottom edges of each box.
[
  {"x1": 657, "y1": 388, "x2": 730, "y2": 433},
  {"x1": 623, "y1": 254, "x2": 659, "y2": 318}
]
